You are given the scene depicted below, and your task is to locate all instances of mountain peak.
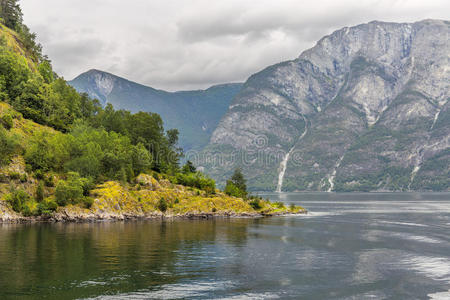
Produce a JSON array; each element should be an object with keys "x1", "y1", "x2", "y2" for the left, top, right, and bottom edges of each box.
[
  {"x1": 203, "y1": 19, "x2": 449, "y2": 192},
  {"x1": 68, "y1": 70, "x2": 243, "y2": 152},
  {"x1": 70, "y1": 69, "x2": 117, "y2": 104}
]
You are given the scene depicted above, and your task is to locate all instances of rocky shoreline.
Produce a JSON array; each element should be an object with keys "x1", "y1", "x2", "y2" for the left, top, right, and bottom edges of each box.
[
  {"x1": 1, "y1": 177, "x2": 307, "y2": 224},
  {"x1": 0, "y1": 208, "x2": 307, "y2": 224}
]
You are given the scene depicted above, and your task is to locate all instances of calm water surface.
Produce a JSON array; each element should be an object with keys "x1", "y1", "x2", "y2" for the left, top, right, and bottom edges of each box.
[{"x1": 1, "y1": 193, "x2": 450, "y2": 299}]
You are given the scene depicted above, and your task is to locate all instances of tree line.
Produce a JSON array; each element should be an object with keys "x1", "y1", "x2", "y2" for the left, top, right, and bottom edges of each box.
[{"x1": 0, "y1": 0, "x2": 266, "y2": 216}]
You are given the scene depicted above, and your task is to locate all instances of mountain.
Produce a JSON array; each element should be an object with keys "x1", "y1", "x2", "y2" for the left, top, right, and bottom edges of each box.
[
  {"x1": 200, "y1": 19, "x2": 449, "y2": 192},
  {"x1": 69, "y1": 70, "x2": 242, "y2": 151}
]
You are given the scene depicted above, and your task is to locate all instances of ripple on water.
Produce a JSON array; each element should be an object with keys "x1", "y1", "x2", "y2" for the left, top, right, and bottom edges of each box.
[
  {"x1": 401, "y1": 255, "x2": 450, "y2": 283},
  {"x1": 297, "y1": 211, "x2": 342, "y2": 218},
  {"x1": 388, "y1": 232, "x2": 442, "y2": 244},
  {"x1": 84, "y1": 280, "x2": 236, "y2": 299},
  {"x1": 216, "y1": 293, "x2": 280, "y2": 299},
  {"x1": 428, "y1": 290, "x2": 450, "y2": 299},
  {"x1": 377, "y1": 221, "x2": 429, "y2": 227}
]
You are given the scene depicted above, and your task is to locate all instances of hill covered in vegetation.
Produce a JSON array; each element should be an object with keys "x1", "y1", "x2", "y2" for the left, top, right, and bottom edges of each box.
[
  {"x1": 0, "y1": 1, "x2": 304, "y2": 221},
  {"x1": 69, "y1": 69, "x2": 242, "y2": 152}
]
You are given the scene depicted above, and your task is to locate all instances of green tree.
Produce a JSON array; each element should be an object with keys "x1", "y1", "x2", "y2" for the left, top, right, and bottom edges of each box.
[
  {"x1": 224, "y1": 168, "x2": 248, "y2": 199},
  {"x1": 35, "y1": 181, "x2": 44, "y2": 202},
  {"x1": 182, "y1": 160, "x2": 196, "y2": 174},
  {"x1": 0, "y1": 126, "x2": 19, "y2": 165},
  {"x1": 158, "y1": 197, "x2": 168, "y2": 212},
  {"x1": 1, "y1": 113, "x2": 13, "y2": 129},
  {"x1": 167, "y1": 128, "x2": 179, "y2": 148},
  {"x1": 0, "y1": 46, "x2": 31, "y2": 99},
  {"x1": 13, "y1": 77, "x2": 46, "y2": 124},
  {"x1": 37, "y1": 60, "x2": 54, "y2": 84},
  {"x1": 5, "y1": 188, "x2": 29, "y2": 212},
  {"x1": 230, "y1": 168, "x2": 247, "y2": 194},
  {"x1": 0, "y1": 0, "x2": 22, "y2": 30},
  {"x1": 55, "y1": 172, "x2": 89, "y2": 206},
  {"x1": 131, "y1": 143, "x2": 152, "y2": 175}
]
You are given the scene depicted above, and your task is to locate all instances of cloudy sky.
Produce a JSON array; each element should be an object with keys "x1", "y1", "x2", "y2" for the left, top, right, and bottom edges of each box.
[{"x1": 21, "y1": 0, "x2": 449, "y2": 91}]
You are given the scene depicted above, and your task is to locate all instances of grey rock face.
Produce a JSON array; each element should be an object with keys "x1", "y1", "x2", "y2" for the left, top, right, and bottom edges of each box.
[{"x1": 203, "y1": 19, "x2": 449, "y2": 191}]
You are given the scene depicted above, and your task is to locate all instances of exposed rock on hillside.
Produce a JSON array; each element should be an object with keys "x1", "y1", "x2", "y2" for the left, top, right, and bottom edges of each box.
[{"x1": 202, "y1": 19, "x2": 449, "y2": 192}]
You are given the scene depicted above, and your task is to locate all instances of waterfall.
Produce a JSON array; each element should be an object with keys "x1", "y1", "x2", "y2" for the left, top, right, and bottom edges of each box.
[
  {"x1": 431, "y1": 110, "x2": 441, "y2": 130},
  {"x1": 327, "y1": 155, "x2": 344, "y2": 192},
  {"x1": 408, "y1": 165, "x2": 421, "y2": 190},
  {"x1": 276, "y1": 146, "x2": 295, "y2": 192},
  {"x1": 276, "y1": 116, "x2": 308, "y2": 192}
]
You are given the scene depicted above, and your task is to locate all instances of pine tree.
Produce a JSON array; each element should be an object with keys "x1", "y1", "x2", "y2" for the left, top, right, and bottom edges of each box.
[
  {"x1": 231, "y1": 168, "x2": 247, "y2": 194},
  {"x1": 182, "y1": 160, "x2": 196, "y2": 174},
  {"x1": 0, "y1": 0, "x2": 23, "y2": 30},
  {"x1": 224, "y1": 168, "x2": 248, "y2": 199}
]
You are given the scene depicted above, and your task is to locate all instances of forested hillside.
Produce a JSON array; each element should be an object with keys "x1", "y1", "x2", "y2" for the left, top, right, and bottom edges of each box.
[
  {"x1": 0, "y1": 0, "x2": 300, "y2": 219},
  {"x1": 69, "y1": 69, "x2": 242, "y2": 151}
]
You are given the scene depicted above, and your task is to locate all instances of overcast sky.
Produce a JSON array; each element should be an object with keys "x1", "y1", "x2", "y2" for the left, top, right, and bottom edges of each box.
[{"x1": 20, "y1": 0, "x2": 449, "y2": 91}]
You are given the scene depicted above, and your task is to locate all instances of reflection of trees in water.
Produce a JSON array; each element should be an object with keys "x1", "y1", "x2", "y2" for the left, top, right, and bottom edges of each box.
[{"x1": 0, "y1": 219, "x2": 252, "y2": 298}]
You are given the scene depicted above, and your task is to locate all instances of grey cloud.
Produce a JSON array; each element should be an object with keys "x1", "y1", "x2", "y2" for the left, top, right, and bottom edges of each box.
[{"x1": 20, "y1": 0, "x2": 450, "y2": 91}]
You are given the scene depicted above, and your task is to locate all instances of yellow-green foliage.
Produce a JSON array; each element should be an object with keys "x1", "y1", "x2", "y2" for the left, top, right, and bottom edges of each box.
[
  {"x1": 90, "y1": 180, "x2": 253, "y2": 215},
  {"x1": 0, "y1": 102, "x2": 306, "y2": 218},
  {"x1": 0, "y1": 102, "x2": 56, "y2": 148},
  {"x1": 0, "y1": 103, "x2": 58, "y2": 211},
  {"x1": 0, "y1": 23, "x2": 38, "y2": 71},
  {"x1": 0, "y1": 102, "x2": 303, "y2": 216},
  {"x1": 90, "y1": 175, "x2": 305, "y2": 216}
]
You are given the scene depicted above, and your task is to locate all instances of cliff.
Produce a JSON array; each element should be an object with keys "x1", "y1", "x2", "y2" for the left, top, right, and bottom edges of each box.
[{"x1": 201, "y1": 20, "x2": 449, "y2": 192}]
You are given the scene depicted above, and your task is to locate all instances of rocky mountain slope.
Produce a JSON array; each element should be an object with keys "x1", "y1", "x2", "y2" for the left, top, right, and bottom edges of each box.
[
  {"x1": 69, "y1": 70, "x2": 242, "y2": 151},
  {"x1": 201, "y1": 19, "x2": 449, "y2": 192}
]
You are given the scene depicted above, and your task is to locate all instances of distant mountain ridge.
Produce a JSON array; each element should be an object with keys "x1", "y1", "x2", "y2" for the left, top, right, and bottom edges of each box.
[
  {"x1": 201, "y1": 19, "x2": 449, "y2": 192},
  {"x1": 69, "y1": 70, "x2": 243, "y2": 151}
]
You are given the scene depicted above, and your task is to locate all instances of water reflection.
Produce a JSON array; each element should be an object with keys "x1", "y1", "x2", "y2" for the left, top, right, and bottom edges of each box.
[
  {"x1": 0, "y1": 193, "x2": 449, "y2": 299},
  {"x1": 0, "y1": 219, "x2": 251, "y2": 299}
]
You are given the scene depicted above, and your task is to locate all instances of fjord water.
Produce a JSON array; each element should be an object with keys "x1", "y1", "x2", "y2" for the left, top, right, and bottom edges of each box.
[{"x1": 1, "y1": 193, "x2": 450, "y2": 299}]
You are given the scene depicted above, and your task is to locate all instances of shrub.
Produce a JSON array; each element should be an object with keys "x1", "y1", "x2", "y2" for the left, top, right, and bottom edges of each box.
[
  {"x1": 82, "y1": 197, "x2": 94, "y2": 209},
  {"x1": 158, "y1": 197, "x2": 168, "y2": 212},
  {"x1": 117, "y1": 167, "x2": 127, "y2": 183},
  {"x1": 224, "y1": 181, "x2": 247, "y2": 199},
  {"x1": 5, "y1": 189, "x2": 30, "y2": 213},
  {"x1": 44, "y1": 175, "x2": 54, "y2": 187},
  {"x1": 249, "y1": 199, "x2": 262, "y2": 210},
  {"x1": 37, "y1": 198, "x2": 58, "y2": 215},
  {"x1": 289, "y1": 203, "x2": 296, "y2": 211},
  {"x1": 1, "y1": 114, "x2": 13, "y2": 129},
  {"x1": 34, "y1": 169, "x2": 44, "y2": 180},
  {"x1": 0, "y1": 174, "x2": 7, "y2": 183},
  {"x1": 0, "y1": 127, "x2": 19, "y2": 165},
  {"x1": 275, "y1": 201, "x2": 285, "y2": 209},
  {"x1": 20, "y1": 173, "x2": 27, "y2": 183},
  {"x1": 8, "y1": 172, "x2": 20, "y2": 180},
  {"x1": 175, "y1": 172, "x2": 216, "y2": 192},
  {"x1": 55, "y1": 172, "x2": 91, "y2": 206},
  {"x1": 21, "y1": 201, "x2": 39, "y2": 217},
  {"x1": 35, "y1": 181, "x2": 44, "y2": 202},
  {"x1": 55, "y1": 181, "x2": 81, "y2": 206}
]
